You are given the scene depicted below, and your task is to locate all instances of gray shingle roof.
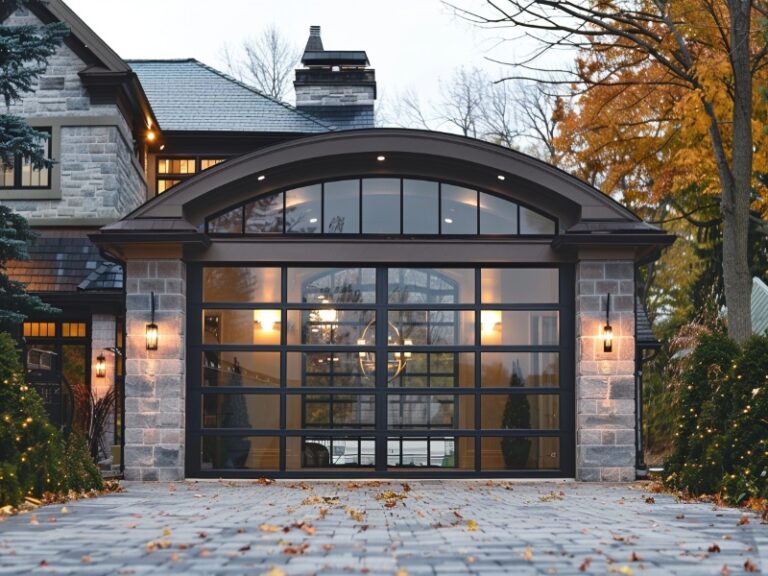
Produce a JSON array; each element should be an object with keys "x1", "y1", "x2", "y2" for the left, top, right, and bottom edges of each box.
[
  {"x1": 128, "y1": 59, "x2": 334, "y2": 134},
  {"x1": 7, "y1": 236, "x2": 122, "y2": 292}
]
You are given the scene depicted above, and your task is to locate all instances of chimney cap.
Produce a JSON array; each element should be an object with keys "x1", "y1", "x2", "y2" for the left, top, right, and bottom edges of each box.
[{"x1": 304, "y1": 25, "x2": 324, "y2": 52}]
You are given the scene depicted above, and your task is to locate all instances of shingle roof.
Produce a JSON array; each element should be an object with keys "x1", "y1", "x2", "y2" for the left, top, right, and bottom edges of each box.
[
  {"x1": 299, "y1": 106, "x2": 375, "y2": 131},
  {"x1": 7, "y1": 236, "x2": 122, "y2": 293},
  {"x1": 128, "y1": 59, "x2": 334, "y2": 133},
  {"x1": 752, "y1": 277, "x2": 768, "y2": 336}
]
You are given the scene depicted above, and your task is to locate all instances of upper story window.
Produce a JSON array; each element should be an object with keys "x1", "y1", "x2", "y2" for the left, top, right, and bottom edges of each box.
[
  {"x1": 206, "y1": 178, "x2": 557, "y2": 237},
  {"x1": 156, "y1": 157, "x2": 226, "y2": 194},
  {"x1": 0, "y1": 128, "x2": 51, "y2": 189}
]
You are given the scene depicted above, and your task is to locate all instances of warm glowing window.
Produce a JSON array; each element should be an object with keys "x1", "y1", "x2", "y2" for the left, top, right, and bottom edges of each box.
[
  {"x1": 200, "y1": 158, "x2": 225, "y2": 171},
  {"x1": 156, "y1": 157, "x2": 228, "y2": 194},
  {"x1": 158, "y1": 158, "x2": 195, "y2": 175},
  {"x1": 23, "y1": 322, "x2": 56, "y2": 337},
  {"x1": 62, "y1": 322, "x2": 87, "y2": 338}
]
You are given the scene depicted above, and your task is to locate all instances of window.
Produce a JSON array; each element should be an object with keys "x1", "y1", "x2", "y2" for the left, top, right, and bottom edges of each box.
[
  {"x1": 0, "y1": 129, "x2": 51, "y2": 189},
  {"x1": 207, "y1": 178, "x2": 557, "y2": 237},
  {"x1": 156, "y1": 157, "x2": 227, "y2": 194}
]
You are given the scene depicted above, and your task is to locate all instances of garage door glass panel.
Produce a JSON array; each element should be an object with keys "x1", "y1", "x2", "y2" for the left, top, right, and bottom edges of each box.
[
  {"x1": 480, "y1": 394, "x2": 559, "y2": 429},
  {"x1": 287, "y1": 352, "x2": 374, "y2": 387},
  {"x1": 388, "y1": 310, "x2": 474, "y2": 346},
  {"x1": 203, "y1": 267, "x2": 281, "y2": 303},
  {"x1": 287, "y1": 309, "x2": 376, "y2": 345},
  {"x1": 202, "y1": 436, "x2": 280, "y2": 470},
  {"x1": 480, "y1": 437, "x2": 560, "y2": 470},
  {"x1": 387, "y1": 437, "x2": 474, "y2": 469},
  {"x1": 203, "y1": 351, "x2": 280, "y2": 388},
  {"x1": 202, "y1": 394, "x2": 280, "y2": 428},
  {"x1": 286, "y1": 437, "x2": 376, "y2": 469},
  {"x1": 481, "y1": 268, "x2": 558, "y2": 303},
  {"x1": 287, "y1": 267, "x2": 376, "y2": 304},
  {"x1": 480, "y1": 311, "x2": 559, "y2": 346},
  {"x1": 388, "y1": 394, "x2": 474, "y2": 429},
  {"x1": 203, "y1": 310, "x2": 281, "y2": 345},
  {"x1": 286, "y1": 394, "x2": 376, "y2": 429},
  {"x1": 388, "y1": 268, "x2": 474, "y2": 304},
  {"x1": 389, "y1": 352, "x2": 474, "y2": 388},
  {"x1": 480, "y1": 352, "x2": 559, "y2": 388}
]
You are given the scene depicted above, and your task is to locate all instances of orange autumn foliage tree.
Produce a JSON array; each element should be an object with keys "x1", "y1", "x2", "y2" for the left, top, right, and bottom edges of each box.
[{"x1": 458, "y1": 0, "x2": 768, "y2": 342}]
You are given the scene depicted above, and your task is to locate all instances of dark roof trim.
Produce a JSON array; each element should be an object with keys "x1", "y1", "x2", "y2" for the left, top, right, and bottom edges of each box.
[{"x1": 301, "y1": 51, "x2": 370, "y2": 66}]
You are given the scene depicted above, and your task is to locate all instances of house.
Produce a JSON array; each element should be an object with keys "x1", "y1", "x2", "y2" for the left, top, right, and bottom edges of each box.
[{"x1": 2, "y1": 0, "x2": 673, "y2": 481}]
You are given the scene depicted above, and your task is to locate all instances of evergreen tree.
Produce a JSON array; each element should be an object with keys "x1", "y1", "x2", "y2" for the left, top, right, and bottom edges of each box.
[{"x1": 0, "y1": 1, "x2": 66, "y2": 331}]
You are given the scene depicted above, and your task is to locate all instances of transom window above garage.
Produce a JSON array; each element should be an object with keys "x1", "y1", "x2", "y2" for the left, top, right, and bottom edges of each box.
[{"x1": 206, "y1": 178, "x2": 557, "y2": 236}]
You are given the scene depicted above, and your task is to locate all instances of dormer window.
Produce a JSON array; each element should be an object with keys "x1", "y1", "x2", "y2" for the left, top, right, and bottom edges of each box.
[{"x1": 156, "y1": 156, "x2": 226, "y2": 194}]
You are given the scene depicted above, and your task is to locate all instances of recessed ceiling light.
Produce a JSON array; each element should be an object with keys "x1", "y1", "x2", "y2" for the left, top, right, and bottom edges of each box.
[
  {"x1": 376, "y1": 155, "x2": 386, "y2": 162},
  {"x1": 257, "y1": 175, "x2": 266, "y2": 181},
  {"x1": 497, "y1": 174, "x2": 506, "y2": 181},
  {"x1": 444, "y1": 218, "x2": 454, "y2": 224},
  {"x1": 309, "y1": 218, "x2": 318, "y2": 223}
]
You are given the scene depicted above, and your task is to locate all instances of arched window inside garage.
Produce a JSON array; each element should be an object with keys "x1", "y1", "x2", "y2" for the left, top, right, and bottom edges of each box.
[{"x1": 207, "y1": 178, "x2": 557, "y2": 236}]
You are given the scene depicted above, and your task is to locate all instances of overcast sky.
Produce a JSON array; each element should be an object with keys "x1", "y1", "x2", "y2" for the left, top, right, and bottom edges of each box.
[{"x1": 64, "y1": 0, "x2": 535, "y2": 113}]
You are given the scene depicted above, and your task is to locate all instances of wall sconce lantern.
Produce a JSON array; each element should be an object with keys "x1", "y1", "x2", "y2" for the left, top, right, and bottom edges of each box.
[
  {"x1": 603, "y1": 293, "x2": 613, "y2": 353},
  {"x1": 146, "y1": 291, "x2": 159, "y2": 351},
  {"x1": 95, "y1": 354, "x2": 107, "y2": 378}
]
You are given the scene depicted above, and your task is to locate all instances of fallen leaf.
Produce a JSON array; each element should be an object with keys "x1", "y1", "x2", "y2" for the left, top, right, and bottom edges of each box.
[
  {"x1": 720, "y1": 565, "x2": 731, "y2": 576},
  {"x1": 263, "y1": 568, "x2": 285, "y2": 576},
  {"x1": 81, "y1": 555, "x2": 92, "y2": 563},
  {"x1": 738, "y1": 515, "x2": 750, "y2": 526},
  {"x1": 708, "y1": 544, "x2": 721, "y2": 553},
  {"x1": 28, "y1": 515, "x2": 39, "y2": 525},
  {"x1": 539, "y1": 491, "x2": 565, "y2": 502},
  {"x1": 60, "y1": 506, "x2": 69, "y2": 514},
  {"x1": 522, "y1": 546, "x2": 533, "y2": 561},
  {"x1": 466, "y1": 519, "x2": 479, "y2": 532},
  {"x1": 644, "y1": 496, "x2": 655, "y2": 504},
  {"x1": 238, "y1": 544, "x2": 251, "y2": 552},
  {"x1": 345, "y1": 506, "x2": 366, "y2": 522},
  {"x1": 199, "y1": 549, "x2": 211, "y2": 557},
  {"x1": 162, "y1": 527, "x2": 172, "y2": 537},
  {"x1": 197, "y1": 531, "x2": 208, "y2": 539},
  {"x1": 629, "y1": 551, "x2": 641, "y2": 562},
  {"x1": 579, "y1": 558, "x2": 592, "y2": 572},
  {"x1": 322, "y1": 543, "x2": 335, "y2": 551},
  {"x1": 283, "y1": 543, "x2": 310, "y2": 556},
  {"x1": 170, "y1": 553, "x2": 180, "y2": 562},
  {"x1": 395, "y1": 570, "x2": 409, "y2": 576},
  {"x1": 39, "y1": 560, "x2": 48, "y2": 567},
  {"x1": 744, "y1": 559, "x2": 758, "y2": 572},
  {"x1": 255, "y1": 477, "x2": 275, "y2": 485},
  {"x1": 260, "y1": 524, "x2": 280, "y2": 533}
]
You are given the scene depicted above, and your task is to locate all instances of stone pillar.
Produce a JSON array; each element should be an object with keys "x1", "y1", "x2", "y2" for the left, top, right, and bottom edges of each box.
[
  {"x1": 91, "y1": 314, "x2": 116, "y2": 463},
  {"x1": 575, "y1": 261, "x2": 636, "y2": 481},
  {"x1": 124, "y1": 260, "x2": 186, "y2": 481}
]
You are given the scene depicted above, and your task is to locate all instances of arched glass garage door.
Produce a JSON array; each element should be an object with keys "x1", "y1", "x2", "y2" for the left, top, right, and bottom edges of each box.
[{"x1": 187, "y1": 266, "x2": 573, "y2": 477}]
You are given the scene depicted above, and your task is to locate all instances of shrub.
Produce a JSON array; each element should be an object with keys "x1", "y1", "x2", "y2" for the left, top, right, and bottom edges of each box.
[
  {"x1": 664, "y1": 332, "x2": 768, "y2": 502},
  {"x1": 0, "y1": 332, "x2": 102, "y2": 506}
]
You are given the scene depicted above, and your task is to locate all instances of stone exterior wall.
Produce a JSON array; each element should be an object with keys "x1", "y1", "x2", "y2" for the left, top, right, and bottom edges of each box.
[
  {"x1": 124, "y1": 260, "x2": 186, "y2": 481},
  {"x1": 295, "y1": 84, "x2": 375, "y2": 107},
  {"x1": 575, "y1": 261, "x2": 636, "y2": 481},
  {"x1": 2, "y1": 8, "x2": 146, "y2": 220}
]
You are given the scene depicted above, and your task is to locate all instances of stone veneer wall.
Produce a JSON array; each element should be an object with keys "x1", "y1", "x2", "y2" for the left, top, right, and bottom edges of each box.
[
  {"x1": 2, "y1": 8, "x2": 146, "y2": 221},
  {"x1": 575, "y1": 261, "x2": 636, "y2": 481},
  {"x1": 295, "y1": 84, "x2": 375, "y2": 107},
  {"x1": 124, "y1": 260, "x2": 186, "y2": 481}
]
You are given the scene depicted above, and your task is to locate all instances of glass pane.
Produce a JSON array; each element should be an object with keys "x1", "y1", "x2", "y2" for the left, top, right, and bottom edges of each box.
[
  {"x1": 157, "y1": 179, "x2": 181, "y2": 194},
  {"x1": 481, "y1": 352, "x2": 559, "y2": 388},
  {"x1": 203, "y1": 351, "x2": 280, "y2": 388},
  {"x1": 403, "y1": 180, "x2": 438, "y2": 234},
  {"x1": 202, "y1": 436, "x2": 279, "y2": 470},
  {"x1": 388, "y1": 395, "x2": 474, "y2": 429},
  {"x1": 158, "y1": 158, "x2": 196, "y2": 174},
  {"x1": 286, "y1": 437, "x2": 375, "y2": 469},
  {"x1": 520, "y1": 206, "x2": 556, "y2": 234},
  {"x1": 387, "y1": 437, "x2": 474, "y2": 469},
  {"x1": 285, "y1": 185, "x2": 321, "y2": 234},
  {"x1": 324, "y1": 180, "x2": 359, "y2": 234},
  {"x1": 388, "y1": 310, "x2": 474, "y2": 346},
  {"x1": 441, "y1": 184, "x2": 477, "y2": 234},
  {"x1": 481, "y1": 268, "x2": 559, "y2": 304},
  {"x1": 287, "y1": 309, "x2": 375, "y2": 345},
  {"x1": 481, "y1": 436, "x2": 560, "y2": 470},
  {"x1": 480, "y1": 192, "x2": 518, "y2": 234},
  {"x1": 203, "y1": 394, "x2": 280, "y2": 428},
  {"x1": 362, "y1": 178, "x2": 400, "y2": 234},
  {"x1": 287, "y1": 352, "x2": 374, "y2": 387},
  {"x1": 202, "y1": 309, "x2": 281, "y2": 345},
  {"x1": 480, "y1": 311, "x2": 559, "y2": 346},
  {"x1": 245, "y1": 192, "x2": 283, "y2": 233},
  {"x1": 200, "y1": 158, "x2": 225, "y2": 171},
  {"x1": 287, "y1": 394, "x2": 375, "y2": 428},
  {"x1": 388, "y1": 268, "x2": 474, "y2": 304},
  {"x1": 389, "y1": 352, "x2": 474, "y2": 388},
  {"x1": 203, "y1": 267, "x2": 281, "y2": 302},
  {"x1": 208, "y1": 207, "x2": 242, "y2": 234},
  {"x1": 481, "y1": 394, "x2": 559, "y2": 429},
  {"x1": 287, "y1": 267, "x2": 375, "y2": 304}
]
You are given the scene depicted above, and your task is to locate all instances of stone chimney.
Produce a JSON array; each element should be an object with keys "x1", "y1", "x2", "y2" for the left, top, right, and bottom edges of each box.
[{"x1": 294, "y1": 25, "x2": 376, "y2": 129}]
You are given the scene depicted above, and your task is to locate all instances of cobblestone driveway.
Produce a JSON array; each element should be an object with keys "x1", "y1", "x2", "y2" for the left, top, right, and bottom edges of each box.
[{"x1": 0, "y1": 480, "x2": 765, "y2": 575}]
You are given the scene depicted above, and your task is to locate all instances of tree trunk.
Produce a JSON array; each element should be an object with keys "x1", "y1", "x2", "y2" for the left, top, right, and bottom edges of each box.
[{"x1": 722, "y1": 0, "x2": 753, "y2": 343}]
